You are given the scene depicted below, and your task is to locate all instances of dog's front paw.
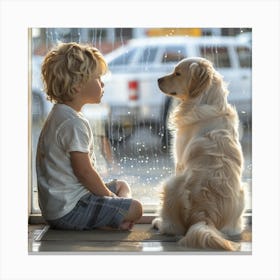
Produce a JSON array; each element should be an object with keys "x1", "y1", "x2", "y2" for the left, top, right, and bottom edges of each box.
[{"x1": 152, "y1": 217, "x2": 162, "y2": 230}]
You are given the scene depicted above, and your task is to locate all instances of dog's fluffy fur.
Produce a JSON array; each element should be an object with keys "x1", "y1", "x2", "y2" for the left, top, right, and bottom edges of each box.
[{"x1": 152, "y1": 57, "x2": 245, "y2": 251}]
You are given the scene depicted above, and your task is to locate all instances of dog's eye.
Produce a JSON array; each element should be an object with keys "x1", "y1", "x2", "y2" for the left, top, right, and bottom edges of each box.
[{"x1": 175, "y1": 72, "x2": 181, "y2": 76}]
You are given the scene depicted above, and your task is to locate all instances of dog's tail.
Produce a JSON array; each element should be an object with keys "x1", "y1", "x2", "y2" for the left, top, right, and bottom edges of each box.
[{"x1": 181, "y1": 221, "x2": 240, "y2": 251}]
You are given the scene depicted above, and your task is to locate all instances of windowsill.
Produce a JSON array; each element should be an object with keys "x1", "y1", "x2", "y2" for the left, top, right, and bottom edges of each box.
[
  {"x1": 28, "y1": 213, "x2": 157, "y2": 225},
  {"x1": 28, "y1": 210, "x2": 252, "y2": 225}
]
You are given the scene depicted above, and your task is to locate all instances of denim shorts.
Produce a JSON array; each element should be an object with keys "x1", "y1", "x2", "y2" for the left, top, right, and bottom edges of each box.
[{"x1": 47, "y1": 180, "x2": 132, "y2": 230}]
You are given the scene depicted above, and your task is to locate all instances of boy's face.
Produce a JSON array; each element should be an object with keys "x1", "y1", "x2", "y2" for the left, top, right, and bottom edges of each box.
[{"x1": 78, "y1": 75, "x2": 105, "y2": 105}]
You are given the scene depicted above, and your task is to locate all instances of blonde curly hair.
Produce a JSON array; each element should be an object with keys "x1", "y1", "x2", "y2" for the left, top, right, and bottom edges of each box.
[{"x1": 41, "y1": 42, "x2": 108, "y2": 103}]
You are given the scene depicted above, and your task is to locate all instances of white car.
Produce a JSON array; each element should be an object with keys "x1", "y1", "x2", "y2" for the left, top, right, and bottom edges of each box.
[{"x1": 102, "y1": 35, "x2": 251, "y2": 142}]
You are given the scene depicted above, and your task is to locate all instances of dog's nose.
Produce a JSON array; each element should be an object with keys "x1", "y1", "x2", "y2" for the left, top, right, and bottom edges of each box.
[{"x1": 158, "y1": 77, "x2": 163, "y2": 84}]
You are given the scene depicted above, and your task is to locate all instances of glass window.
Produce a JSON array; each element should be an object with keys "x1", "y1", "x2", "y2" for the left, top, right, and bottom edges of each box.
[
  {"x1": 161, "y1": 45, "x2": 186, "y2": 63},
  {"x1": 30, "y1": 28, "x2": 251, "y2": 217},
  {"x1": 137, "y1": 47, "x2": 158, "y2": 64},
  {"x1": 108, "y1": 48, "x2": 137, "y2": 67},
  {"x1": 200, "y1": 46, "x2": 231, "y2": 68},
  {"x1": 236, "y1": 46, "x2": 252, "y2": 68}
]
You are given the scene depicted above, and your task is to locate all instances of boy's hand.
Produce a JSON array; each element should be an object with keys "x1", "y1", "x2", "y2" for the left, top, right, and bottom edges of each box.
[{"x1": 110, "y1": 192, "x2": 118, "y2": 198}]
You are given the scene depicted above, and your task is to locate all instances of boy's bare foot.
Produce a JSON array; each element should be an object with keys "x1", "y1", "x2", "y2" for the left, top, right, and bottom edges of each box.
[{"x1": 119, "y1": 221, "x2": 134, "y2": 230}]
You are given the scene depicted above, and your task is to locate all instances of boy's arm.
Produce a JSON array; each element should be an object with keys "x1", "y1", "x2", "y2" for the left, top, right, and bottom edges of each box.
[{"x1": 70, "y1": 151, "x2": 115, "y2": 197}]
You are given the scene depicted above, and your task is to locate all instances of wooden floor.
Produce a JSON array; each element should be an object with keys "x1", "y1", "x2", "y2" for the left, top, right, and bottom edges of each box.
[{"x1": 28, "y1": 223, "x2": 252, "y2": 254}]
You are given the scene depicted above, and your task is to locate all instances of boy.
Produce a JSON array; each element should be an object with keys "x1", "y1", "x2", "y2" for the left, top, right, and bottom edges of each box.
[{"x1": 36, "y1": 42, "x2": 142, "y2": 230}]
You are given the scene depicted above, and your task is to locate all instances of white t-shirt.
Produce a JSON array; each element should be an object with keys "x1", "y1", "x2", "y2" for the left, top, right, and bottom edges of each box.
[{"x1": 36, "y1": 104, "x2": 95, "y2": 220}]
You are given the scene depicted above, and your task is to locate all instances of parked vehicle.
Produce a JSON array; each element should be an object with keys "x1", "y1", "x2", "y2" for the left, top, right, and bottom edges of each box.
[
  {"x1": 31, "y1": 35, "x2": 252, "y2": 144},
  {"x1": 102, "y1": 35, "x2": 251, "y2": 142}
]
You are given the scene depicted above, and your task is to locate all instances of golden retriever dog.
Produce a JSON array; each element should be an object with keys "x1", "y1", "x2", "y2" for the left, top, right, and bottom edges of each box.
[{"x1": 152, "y1": 57, "x2": 245, "y2": 251}]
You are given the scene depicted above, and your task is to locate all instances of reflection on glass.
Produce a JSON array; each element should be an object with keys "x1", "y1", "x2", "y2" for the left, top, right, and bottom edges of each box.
[{"x1": 30, "y1": 28, "x2": 252, "y2": 214}]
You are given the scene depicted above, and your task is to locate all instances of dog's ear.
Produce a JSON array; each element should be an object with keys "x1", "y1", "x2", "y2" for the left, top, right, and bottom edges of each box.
[{"x1": 188, "y1": 61, "x2": 213, "y2": 98}]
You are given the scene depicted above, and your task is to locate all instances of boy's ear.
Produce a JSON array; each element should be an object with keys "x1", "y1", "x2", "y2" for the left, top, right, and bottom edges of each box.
[{"x1": 73, "y1": 84, "x2": 81, "y2": 93}]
